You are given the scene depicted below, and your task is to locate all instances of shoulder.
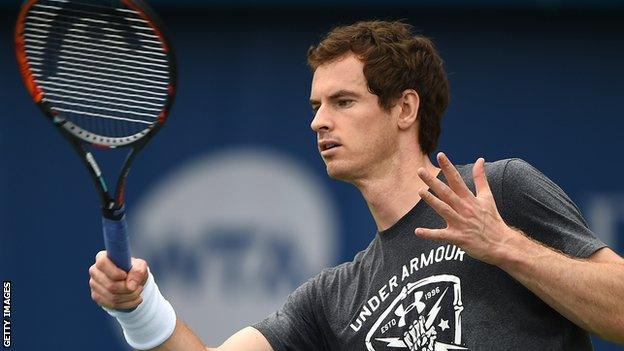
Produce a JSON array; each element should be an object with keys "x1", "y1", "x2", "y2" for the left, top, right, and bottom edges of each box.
[
  {"x1": 318, "y1": 238, "x2": 378, "y2": 280},
  {"x1": 483, "y1": 158, "x2": 583, "y2": 230},
  {"x1": 499, "y1": 158, "x2": 550, "y2": 184},
  {"x1": 452, "y1": 158, "x2": 558, "y2": 218},
  {"x1": 455, "y1": 158, "x2": 522, "y2": 182},
  {"x1": 311, "y1": 237, "x2": 380, "y2": 295},
  {"x1": 455, "y1": 158, "x2": 547, "y2": 190},
  {"x1": 451, "y1": 158, "x2": 519, "y2": 198},
  {"x1": 497, "y1": 158, "x2": 568, "y2": 204}
]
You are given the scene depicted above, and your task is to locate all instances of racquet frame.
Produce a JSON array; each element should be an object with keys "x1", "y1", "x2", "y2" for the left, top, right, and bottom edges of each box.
[{"x1": 15, "y1": 0, "x2": 177, "y2": 273}]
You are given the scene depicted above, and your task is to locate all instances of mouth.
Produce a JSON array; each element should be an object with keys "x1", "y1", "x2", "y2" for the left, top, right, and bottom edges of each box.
[{"x1": 318, "y1": 140, "x2": 342, "y2": 154}]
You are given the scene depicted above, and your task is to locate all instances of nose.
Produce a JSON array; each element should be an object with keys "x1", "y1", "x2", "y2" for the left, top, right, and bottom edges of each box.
[{"x1": 310, "y1": 105, "x2": 333, "y2": 133}]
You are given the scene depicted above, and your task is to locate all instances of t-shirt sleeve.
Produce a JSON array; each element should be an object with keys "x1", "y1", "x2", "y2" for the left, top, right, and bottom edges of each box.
[
  {"x1": 252, "y1": 275, "x2": 329, "y2": 351},
  {"x1": 499, "y1": 158, "x2": 606, "y2": 258}
]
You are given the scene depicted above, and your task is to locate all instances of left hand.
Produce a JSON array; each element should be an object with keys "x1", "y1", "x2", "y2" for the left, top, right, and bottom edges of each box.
[{"x1": 415, "y1": 152, "x2": 519, "y2": 265}]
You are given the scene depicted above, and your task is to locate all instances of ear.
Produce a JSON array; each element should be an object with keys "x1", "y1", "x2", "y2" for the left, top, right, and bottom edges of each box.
[{"x1": 396, "y1": 89, "x2": 420, "y2": 130}]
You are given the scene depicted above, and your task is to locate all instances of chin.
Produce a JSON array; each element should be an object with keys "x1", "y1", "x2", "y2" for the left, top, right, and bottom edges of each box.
[{"x1": 325, "y1": 161, "x2": 356, "y2": 182}]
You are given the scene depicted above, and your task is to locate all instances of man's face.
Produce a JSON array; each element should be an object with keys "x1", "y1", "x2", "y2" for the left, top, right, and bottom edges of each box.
[{"x1": 309, "y1": 54, "x2": 399, "y2": 182}]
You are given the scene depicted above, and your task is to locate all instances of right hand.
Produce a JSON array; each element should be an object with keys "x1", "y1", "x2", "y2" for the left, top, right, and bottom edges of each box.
[{"x1": 89, "y1": 250, "x2": 149, "y2": 310}]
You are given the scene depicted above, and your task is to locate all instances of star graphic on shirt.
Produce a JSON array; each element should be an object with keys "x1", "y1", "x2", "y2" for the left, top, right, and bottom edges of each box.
[{"x1": 438, "y1": 319, "x2": 450, "y2": 331}]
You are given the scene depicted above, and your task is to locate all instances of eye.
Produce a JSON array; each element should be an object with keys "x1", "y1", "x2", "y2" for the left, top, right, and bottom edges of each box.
[{"x1": 336, "y1": 99, "x2": 355, "y2": 108}]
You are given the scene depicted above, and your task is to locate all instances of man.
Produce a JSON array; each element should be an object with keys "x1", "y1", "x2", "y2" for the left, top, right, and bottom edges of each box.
[{"x1": 89, "y1": 20, "x2": 624, "y2": 350}]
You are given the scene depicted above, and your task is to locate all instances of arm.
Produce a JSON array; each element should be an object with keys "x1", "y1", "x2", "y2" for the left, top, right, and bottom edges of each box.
[
  {"x1": 415, "y1": 153, "x2": 624, "y2": 344},
  {"x1": 154, "y1": 321, "x2": 271, "y2": 351},
  {"x1": 497, "y1": 233, "x2": 624, "y2": 342},
  {"x1": 88, "y1": 251, "x2": 274, "y2": 351}
]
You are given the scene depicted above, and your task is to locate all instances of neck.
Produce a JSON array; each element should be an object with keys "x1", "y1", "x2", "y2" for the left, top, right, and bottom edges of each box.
[{"x1": 353, "y1": 152, "x2": 439, "y2": 232}]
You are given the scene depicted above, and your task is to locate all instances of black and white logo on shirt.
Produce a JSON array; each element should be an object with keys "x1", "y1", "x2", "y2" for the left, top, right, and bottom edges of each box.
[{"x1": 365, "y1": 275, "x2": 468, "y2": 351}]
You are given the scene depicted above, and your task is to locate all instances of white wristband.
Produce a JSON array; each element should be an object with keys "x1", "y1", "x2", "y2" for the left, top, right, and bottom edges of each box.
[{"x1": 104, "y1": 271, "x2": 177, "y2": 350}]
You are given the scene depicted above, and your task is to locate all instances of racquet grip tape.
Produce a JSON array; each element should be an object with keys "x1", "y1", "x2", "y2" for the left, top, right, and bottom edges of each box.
[{"x1": 102, "y1": 213, "x2": 133, "y2": 273}]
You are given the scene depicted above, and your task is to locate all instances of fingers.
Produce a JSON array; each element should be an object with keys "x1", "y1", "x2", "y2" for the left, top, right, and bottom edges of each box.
[
  {"x1": 404, "y1": 320, "x2": 418, "y2": 348},
  {"x1": 91, "y1": 291, "x2": 142, "y2": 310},
  {"x1": 89, "y1": 251, "x2": 149, "y2": 309},
  {"x1": 437, "y1": 152, "x2": 473, "y2": 198},
  {"x1": 89, "y1": 263, "x2": 129, "y2": 294},
  {"x1": 418, "y1": 188, "x2": 462, "y2": 225},
  {"x1": 127, "y1": 257, "x2": 149, "y2": 291},
  {"x1": 418, "y1": 316, "x2": 426, "y2": 336},
  {"x1": 90, "y1": 276, "x2": 143, "y2": 309},
  {"x1": 417, "y1": 167, "x2": 463, "y2": 212},
  {"x1": 95, "y1": 250, "x2": 127, "y2": 281},
  {"x1": 415, "y1": 227, "x2": 449, "y2": 242},
  {"x1": 472, "y1": 157, "x2": 492, "y2": 197}
]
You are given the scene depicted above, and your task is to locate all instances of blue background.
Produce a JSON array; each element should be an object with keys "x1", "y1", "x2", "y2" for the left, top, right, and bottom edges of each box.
[{"x1": 1, "y1": 0, "x2": 623, "y2": 350}]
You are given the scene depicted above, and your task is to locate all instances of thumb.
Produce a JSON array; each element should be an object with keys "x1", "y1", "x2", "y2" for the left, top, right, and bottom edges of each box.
[{"x1": 126, "y1": 257, "x2": 148, "y2": 292}]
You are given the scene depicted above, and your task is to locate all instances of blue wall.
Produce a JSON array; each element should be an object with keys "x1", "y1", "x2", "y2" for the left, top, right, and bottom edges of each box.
[{"x1": 1, "y1": 3, "x2": 623, "y2": 350}]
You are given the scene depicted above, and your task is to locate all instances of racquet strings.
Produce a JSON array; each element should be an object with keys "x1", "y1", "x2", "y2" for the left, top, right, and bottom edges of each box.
[{"x1": 22, "y1": 0, "x2": 172, "y2": 142}]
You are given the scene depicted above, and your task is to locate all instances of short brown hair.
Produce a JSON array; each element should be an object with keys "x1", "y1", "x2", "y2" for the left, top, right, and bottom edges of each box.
[{"x1": 307, "y1": 20, "x2": 449, "y2": 155}]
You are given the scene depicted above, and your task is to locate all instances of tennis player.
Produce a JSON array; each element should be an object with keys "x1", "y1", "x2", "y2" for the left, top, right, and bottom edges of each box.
[{"x1": 89, "y1": 20, "x2": 624, "y2": 350}]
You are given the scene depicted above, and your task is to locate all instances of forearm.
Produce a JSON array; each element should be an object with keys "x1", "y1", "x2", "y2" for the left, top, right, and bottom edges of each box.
[
  {"x1": 413, "y1": 155, "x2": 624, "y2": 343},
  {"x1": 148, "y1": 318, "x2": 208, "y2": 351},
  {"x1": 90, "y1": 253, "x2": 271, "y2": 351},
  {"x1": 497, "y1": 229, "x2": 624, "y2": 343},
  {"x1": 152, "y1": 324, "x2": 272, "y2": 351}
]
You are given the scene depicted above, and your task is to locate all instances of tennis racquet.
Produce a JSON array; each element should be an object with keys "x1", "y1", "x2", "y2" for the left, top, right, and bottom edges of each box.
[{"x1": 15, "y1": 0, "x2": 176, "y2": 273}]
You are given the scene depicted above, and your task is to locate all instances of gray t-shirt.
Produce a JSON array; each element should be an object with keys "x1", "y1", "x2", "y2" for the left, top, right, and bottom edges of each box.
[{"x1": 254, "y1": 159, "x2": 606, "y2": 350}]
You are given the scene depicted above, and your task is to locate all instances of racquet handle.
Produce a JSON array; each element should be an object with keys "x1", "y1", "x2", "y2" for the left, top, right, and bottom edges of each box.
[{"x1": 102, "y1": 207, "x2": 132, "y2": 272}]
